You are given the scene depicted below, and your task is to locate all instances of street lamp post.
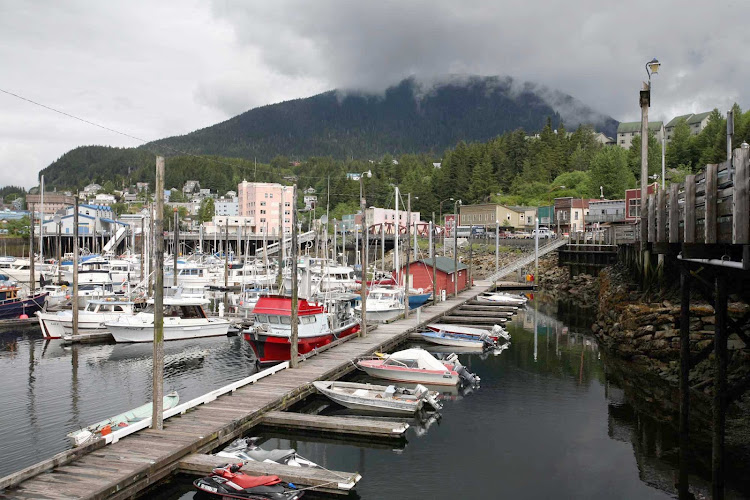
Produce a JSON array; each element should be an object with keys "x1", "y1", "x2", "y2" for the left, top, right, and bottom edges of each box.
[{"x1": 641, "y1": 58, "x2": 660, "y2": 252}]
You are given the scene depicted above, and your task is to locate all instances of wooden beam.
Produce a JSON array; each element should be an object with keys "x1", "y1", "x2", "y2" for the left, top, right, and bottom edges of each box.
[
  {"x1": 705, "y1": 163, "x2": 718, "y2": 244},
  {"x1": 648, "y1": 193, "x2": 656, "y2": 243},
  {"x1": 684, "y1": 175, "x2": 696, "y2": 243},
  {"x1": 262, "y1": 411, "x2": 408, "y2": 438},
  {"x1": 669, "y1": 183, "x2": 680, "y2": 243},
  {"x1": 733, "y1": 147, "x2": 749, "y2": 244},
  {"x1": 657, "y1": 187, "x2": 666, "y2": 243}
]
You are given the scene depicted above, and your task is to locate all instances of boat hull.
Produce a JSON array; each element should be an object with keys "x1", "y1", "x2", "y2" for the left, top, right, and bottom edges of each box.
[
  {"x1": 420, "y1": 331, "x2": 486, "y2": 350},
  {"x1": 108, "y1": 320, "x2": 230, "y2": 343},
  {"x1": 246, "y1": 324, "x2": 360, "y2": 364},
  {"x1": 0, "y1": 293, "x2": 47, "y2": 320},
  {"x1": 37, "y1": 311, "x2": 65, "y2": 339},
  {"x1": 313, "y1": 381, "x2": 422, "y2": 415},
  {"x1": 426, "y1": 323, "x2": 506, "y2": 342},
  {"x1": 357, "y1": 361, "x2": 458, "y2": 386}
]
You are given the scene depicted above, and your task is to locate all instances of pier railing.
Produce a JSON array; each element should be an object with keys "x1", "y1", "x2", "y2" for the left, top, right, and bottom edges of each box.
[{"x1": 634, "y1": 146, "x2": 749, "y2": 250}]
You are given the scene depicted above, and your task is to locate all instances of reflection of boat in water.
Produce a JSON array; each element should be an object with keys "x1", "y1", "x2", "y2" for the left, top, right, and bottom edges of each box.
[{"x1": 421, "y1": 342, "x2": 510, "y2": 359}]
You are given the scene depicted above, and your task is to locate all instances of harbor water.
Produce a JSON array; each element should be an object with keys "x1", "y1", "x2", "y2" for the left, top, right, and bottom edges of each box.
[{"x1": 0, "y1": 295, "x2": 748, "y2": 498}]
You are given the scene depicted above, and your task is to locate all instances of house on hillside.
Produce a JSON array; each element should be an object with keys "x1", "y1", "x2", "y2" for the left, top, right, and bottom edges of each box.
[
  {"x1": 393, "y1": 256, "x2": 469, "y2": 296},
  {"x1": 664, "y1": 112, "x2": 712, "y2": 141},
  {"x1": 616, "y1": 121, "x2": 664, "y2": 149}
]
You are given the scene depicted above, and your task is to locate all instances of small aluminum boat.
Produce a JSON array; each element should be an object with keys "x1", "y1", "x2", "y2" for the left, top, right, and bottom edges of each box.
[
  {"x1": 420, "y1": 330, "x2": 498, "y2": 350},
  {"x1": 426, "y1": 323, "x2": 510, "y2": 342},
  {"x1": 313, "y1": 380, "x2": 441, "y2": 415},
  {"x1": 67, "y1": 391, "x2": 179, "y2": 446}
]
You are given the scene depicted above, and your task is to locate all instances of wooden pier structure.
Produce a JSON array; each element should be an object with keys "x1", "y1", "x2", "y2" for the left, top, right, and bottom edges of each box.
[
  {"x1": 0, "y1": 283, "x2": 496, "y2": 500},
  {"x1": 553, "y1": 145, "x2": 750, "y2": 500}
]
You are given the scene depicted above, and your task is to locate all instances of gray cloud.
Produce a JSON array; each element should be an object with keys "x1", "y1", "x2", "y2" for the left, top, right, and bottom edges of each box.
[{"x1": 1, "y1": 0, "x2": 748, "y2": 189}]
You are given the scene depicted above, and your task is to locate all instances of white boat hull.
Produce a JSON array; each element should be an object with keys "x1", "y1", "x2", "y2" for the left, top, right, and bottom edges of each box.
[
  {"x1": 37, "y1": 312, "x2": 65, "y2": 339},
  {"x1": 108, "y1": 320, "x2": 230, "y2": 343},
  {"x1": 358, "y1": 364, "x2": 458, "y2": 386},
  {"x1": 420, "y1": 333, "x2": 485, "y2": 350},
  {"x1": 358, "y1": 307, "x2": 404, "y2": 322}
]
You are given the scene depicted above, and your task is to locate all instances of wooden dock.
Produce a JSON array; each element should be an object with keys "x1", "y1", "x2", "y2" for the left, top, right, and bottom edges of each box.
[
  {"x1": 261, "y1": 411, "x2": 408, "y2": 438},
  {"x1": 178, "y1": 454, "x2": 360, "y2": 495},
  {"x1": 0, "y1": 283, "x2": 490, "y2": 500}
]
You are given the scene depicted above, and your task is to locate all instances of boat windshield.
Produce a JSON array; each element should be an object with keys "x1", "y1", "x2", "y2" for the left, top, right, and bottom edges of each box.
[{"x1": 85, "y1": 303, "x2": 98, "y2": 312}]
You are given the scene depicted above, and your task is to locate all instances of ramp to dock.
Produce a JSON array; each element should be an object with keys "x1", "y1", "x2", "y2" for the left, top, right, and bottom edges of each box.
[{"x1": 179, "y1": 454, "x2": 361, "y2": 495}]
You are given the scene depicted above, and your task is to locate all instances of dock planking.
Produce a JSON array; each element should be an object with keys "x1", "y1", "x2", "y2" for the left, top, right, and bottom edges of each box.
[{"x1": 0, "y1": 283, "x2": 492, "y2": 500}]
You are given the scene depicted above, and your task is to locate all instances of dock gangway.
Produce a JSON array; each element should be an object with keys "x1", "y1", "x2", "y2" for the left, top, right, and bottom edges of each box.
[
  {"x1": 255, "y1": 230, "x2": 316, "y2": 258},
  {"x1": 484, "y1": 238, "x2": 568, "y2": 282}
]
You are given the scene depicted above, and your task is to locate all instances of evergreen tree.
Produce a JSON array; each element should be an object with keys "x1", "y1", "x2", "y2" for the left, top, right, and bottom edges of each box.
[
  {"x1": 588, "y1": 147, "x2": 635, "y2": 198},
  {"x1": 468, "y1": 154, "x2": 498, "y2": 203}
]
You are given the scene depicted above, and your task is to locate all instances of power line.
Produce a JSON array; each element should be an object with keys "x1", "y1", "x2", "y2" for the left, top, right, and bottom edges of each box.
[{"x1": 0, "y1": 87, "x2": 415, "y2": 188}]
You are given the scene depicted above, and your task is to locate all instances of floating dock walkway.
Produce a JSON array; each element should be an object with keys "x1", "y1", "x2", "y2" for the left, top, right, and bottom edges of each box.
[{"x1": 0, "y1": 282, "x2": 497, "y2": 500}]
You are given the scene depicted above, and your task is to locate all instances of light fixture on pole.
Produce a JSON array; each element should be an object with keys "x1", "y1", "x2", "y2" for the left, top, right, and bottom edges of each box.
[{"x1": 640, "y1": 57, "x2": 659, "y2": 251}]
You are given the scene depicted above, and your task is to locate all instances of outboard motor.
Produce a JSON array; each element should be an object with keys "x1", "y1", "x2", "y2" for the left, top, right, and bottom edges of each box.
[
  {"x1": 479, "y1": 333, "x2": 497, "y2": 350},
  {"x1": 492, "y1": 324, "x2": 511, "y2": 341},
  {"x1": 445, "y1": 353, "x2": 481, "y2": 386}
]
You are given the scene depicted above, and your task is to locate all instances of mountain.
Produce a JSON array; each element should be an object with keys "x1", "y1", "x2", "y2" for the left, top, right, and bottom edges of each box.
[
  {"x1": 145, "y1": 75, "x2": 617, "y2": 159},
  {"x1": 39, "y1": 75, "x2": 618, "y2": 189}
]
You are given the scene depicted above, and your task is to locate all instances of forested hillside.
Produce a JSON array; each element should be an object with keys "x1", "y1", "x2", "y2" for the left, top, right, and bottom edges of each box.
[{"x1": 37, "y1": 76, "x2": 618, "y2": 191}]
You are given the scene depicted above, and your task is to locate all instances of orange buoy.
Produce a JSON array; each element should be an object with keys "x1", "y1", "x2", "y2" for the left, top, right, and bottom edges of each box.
[{"x1": 19, "y1": 314, "x2": 28, "y2": 319}]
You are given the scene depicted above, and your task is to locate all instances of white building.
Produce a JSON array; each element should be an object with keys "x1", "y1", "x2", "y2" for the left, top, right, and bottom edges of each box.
[
  {"x1": 365, "y1": 207, "x2": 420, "y2": 228},
  {"x1": 664, "y1": 111, "x2": 712, "y2": 141},
  {"x1": 94, "y1": 193, "x2": 116, "y2": 205},
  {"x1": 215, "y1": 197, "x2": 239, "y2": 216},
  {"x1": 616, "y1": 121, "x2": 664, "y2": 149}
]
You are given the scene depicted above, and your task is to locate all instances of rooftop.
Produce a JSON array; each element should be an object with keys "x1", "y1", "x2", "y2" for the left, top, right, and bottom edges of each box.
[
  {"x1": 617, "y1": 121, "x2": 663, "y2": 134},
  {"x1": 415, "y1": 256, "x2": 468, "y2": 274}
]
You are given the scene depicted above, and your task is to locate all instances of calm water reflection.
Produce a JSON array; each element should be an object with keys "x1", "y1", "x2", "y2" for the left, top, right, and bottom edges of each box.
[
  {"x1": 0, "y1": 329, "x2": 258, "y2": 478},
  {"x1": 1, "y1": 296, "x2": 746, "y2": 499}
]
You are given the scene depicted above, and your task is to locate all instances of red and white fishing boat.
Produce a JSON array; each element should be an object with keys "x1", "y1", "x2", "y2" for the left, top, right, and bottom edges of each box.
[{"x1": 243, "y1": 295, "x2": 360, "y2": 364}]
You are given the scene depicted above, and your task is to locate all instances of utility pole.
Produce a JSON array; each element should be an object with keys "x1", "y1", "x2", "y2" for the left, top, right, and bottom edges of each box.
[
  {"x1": 290, "y1": 184, "x2": 299, "y2": 367},
  {"x1": 495, "y1": 220, "x2": 499, "y2": 276},
  {"x1": 173, "y1": 208, "x2": 178, "y2": 287},
  {"x1": 453, "y1": 200, "x2": 460, "y2": 298},
  {"x1": 56, "y1": 217, "x2": 62, "y2": 284},
  {"x1": 224, "y1": 220, "x2": 229, "y2": 307},
  {"x1": 72, "y1": 197, "x2": 79, "y2": 337},
  {"x1": 152, "y1": 156, "x2": 165, "y2": 431},
  {"x1": 140, "y1": 217, "x2": 145, "y2": 283},
  {"x1": 404, "y1": 194, "x2": 411, "y2": 318},
  {"x1": 360, "y1": 180, "x2": 367, "y2": 337},
  {"x1": 431, "y1": 215, "x2": 437, "y2": 306}
]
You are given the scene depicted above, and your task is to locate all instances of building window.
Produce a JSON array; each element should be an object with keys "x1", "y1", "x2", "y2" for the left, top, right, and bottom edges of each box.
[
  {"x1": 284, "y1": 219, "x2": 290, "y2": 223},
  {"x1": 629, "y1": 199, "x2": 640, "y2": 217},
  {"x1": 284, "y1": 210, "x2": 290, "y2": 215},
  {"x1": 269, "y1": 194, "x2": 273, "y2": 198},
  {"x1": 260, "y1": 210, "x2": 266, "y2": 214},
  {"x1": 260, "y1": 218, "x2": 266, "y2": 223},
  {"x1": 264, "y1": 193, "x2": 268, "y2": 198},
  {"x1": 620, "y1": 140, "x2": 625, "y2": 144},
  {"x1": 285, "y1": 202, "x2": 290, "y2": 207},
  {"x1": 260, "y1": 201, "x2": 266, "y2": 206}
]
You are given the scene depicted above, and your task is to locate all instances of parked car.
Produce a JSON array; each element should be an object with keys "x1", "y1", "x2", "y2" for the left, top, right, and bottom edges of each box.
[
  {"x1": 532, "y1": 228, "x2": 553, "y2": 239},
  {"x1": 513, "y1": 231, "x2": 532, "y2": 239}
]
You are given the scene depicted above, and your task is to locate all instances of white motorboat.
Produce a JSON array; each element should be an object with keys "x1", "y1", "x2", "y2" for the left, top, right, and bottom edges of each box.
[
  {"x1": 357, "y1": 348, "x2": 479, "y2": 386},
  {"x1": 354, "y1": 286, "x2": 405, "y2": 322},
  {"x1": 60, "y1": 299, "x2": 139, "y2": 339},
  {"x1": 105, "y1": 296, "x2": 230, "y2": 342},
  {"x1": 216, "y1": 437, "x2": 330, "y2": 471},
  {"x1": 313, "y1": 380, "x2": 441, "y2": 415},
  {"x1": 37, "y1": 310, "x2": 66, "y2": 339},
  {"x1": 41, "y1": 284, "x2": 70, "y2": 310},
  {"x1": 477, "y1": 292, "x2": 527, "y2": 306},
  {"x1": 426, "y1": 323, "x2": 511, "y2": 342}
]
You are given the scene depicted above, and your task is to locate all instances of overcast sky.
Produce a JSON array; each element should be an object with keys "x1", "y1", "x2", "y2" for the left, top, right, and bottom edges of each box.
[{"x1": 1, "y1": 0, "x2": 747, "y2": 189}]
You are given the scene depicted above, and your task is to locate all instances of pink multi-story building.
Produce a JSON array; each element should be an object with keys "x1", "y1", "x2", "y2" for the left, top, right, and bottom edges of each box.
[{"x1": 237, "y1": 181, "x2": 295, "y2": 235}]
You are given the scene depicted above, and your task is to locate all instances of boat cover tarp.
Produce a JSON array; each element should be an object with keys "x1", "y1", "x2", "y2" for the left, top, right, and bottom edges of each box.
[{"x1": 388, "y1": 348, "x2": 447, "y2": 371}]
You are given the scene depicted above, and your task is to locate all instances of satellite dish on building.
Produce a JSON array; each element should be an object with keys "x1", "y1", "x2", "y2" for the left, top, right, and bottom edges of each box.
[{"x1": 320, "y1": 214, "x2": 328, "y2": 225}]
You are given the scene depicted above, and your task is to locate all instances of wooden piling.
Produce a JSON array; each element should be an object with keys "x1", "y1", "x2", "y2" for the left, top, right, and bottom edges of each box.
[
  {"x1": 173, "y1": 208, "x2": 178, "y2": 287},
  {"x1": 678, "y1": 266, "x2": 691, "y2": 498},
  {"x1": 152, "y1": 156, "x2": 165, "y2": 431},
  {"x1": 713, "y1": 272, "x2": 728, "y2": 499},
  {"x1": 684, "y1": 175, "x2": 696, "y2": 244},
  {"x1": 733, "y1": 146, "x2": 749, "y2": 244},
  {"x1": 290, "y1": 185, "x2": 299, "y2": 368},
  {"x1": 72, "y1": 197, "x2": 79, "y2": 337},
  {"x1": 669, "y1": 183, "x2": 679, "y2": 243},
  {"x1": 405, "y1": 194, "x2": 411, "y2": 318},
  {"x1": 705, "y1": 164, "x2": 718, "y2": 244}
]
